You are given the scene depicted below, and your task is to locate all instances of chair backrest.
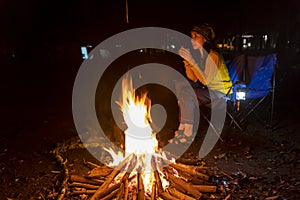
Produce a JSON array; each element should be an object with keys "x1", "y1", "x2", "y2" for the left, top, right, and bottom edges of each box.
[{"x1": 226, "y1": 53, "x2": 277, "y2": 100}]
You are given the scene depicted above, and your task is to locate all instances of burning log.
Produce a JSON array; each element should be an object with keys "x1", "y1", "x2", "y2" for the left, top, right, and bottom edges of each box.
[
  {"x1": 101, "y1": 185, "x2": 121, "y2": 200},
  {"x1": 153, "y1": 170, "x2": 179, "y2": 200},
  {"x1": 67, "y1": 153, "x2": 222, "y2": 200},
  {"x1": 150, "y1": 181, "x2": 156, "y2": 200},
  {"x1": 98, "y1": 182, "x2": 122, "y2": 198},
  {"x1": 68, "y1": 152, "x2": 219, "y2": 200},
  {"x1": 116, "y1": 182, "x2": 125, "y2": 200},
  {"x1": 151, "y1": 156, "x2": 179, "y2": 199},
  {"x1": 124, "y1": 179, "x2": 129, "y2": 200},
  {"x1": 90, "y1": 153, "x2": 137, "y2": 200},
  {"x1": 137, "y1": 172, "x2": 145, "y2": 200},
  {"x1": 68, "y1": 156, "x2": 222, "y2": 200},
  {"x1": 63, "y1": 76, "x2": 229, "y2": 199}
]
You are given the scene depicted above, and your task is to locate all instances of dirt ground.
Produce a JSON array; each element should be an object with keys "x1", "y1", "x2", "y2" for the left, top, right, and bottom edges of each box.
[{"x1": 0, "y1": 63, "x2": 299, "y2": 199}]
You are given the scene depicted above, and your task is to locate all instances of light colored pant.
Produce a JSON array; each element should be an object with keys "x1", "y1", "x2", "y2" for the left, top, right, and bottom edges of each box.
[{"x1": 175, "y1": 80, "x2": 226, "y2": 125}]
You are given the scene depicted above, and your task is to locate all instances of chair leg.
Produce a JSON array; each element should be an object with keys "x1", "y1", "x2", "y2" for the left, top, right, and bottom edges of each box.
[
  {"x1": 226, "y1": 111, "x2": 243, "y2": 132},
  {"x1": 199, "y1": 110, "x2": 224, "y2": 142},
  {"x1": 226, "y1": 101, "x2": 244, "y2": 132}
]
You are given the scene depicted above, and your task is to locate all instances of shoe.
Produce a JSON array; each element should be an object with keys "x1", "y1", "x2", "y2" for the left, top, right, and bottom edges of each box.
[{"x1": 168, "y1": 123, "x2": 194, "y2": 145}]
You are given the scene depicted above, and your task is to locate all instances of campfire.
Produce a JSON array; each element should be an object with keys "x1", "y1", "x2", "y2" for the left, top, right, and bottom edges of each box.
[{"x1": 67, "y1": 76, "x2": 219, "y2": 199}]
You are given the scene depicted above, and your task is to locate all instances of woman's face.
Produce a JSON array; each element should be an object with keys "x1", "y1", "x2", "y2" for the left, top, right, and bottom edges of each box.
[{"x1": 191, "y1": 31, "x2": 206, "y2": 49}]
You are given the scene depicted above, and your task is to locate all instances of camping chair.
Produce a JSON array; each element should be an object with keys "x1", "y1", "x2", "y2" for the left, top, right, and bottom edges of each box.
[{"x1": 226, "y1": 53, "x2": 277, "y2": 130}]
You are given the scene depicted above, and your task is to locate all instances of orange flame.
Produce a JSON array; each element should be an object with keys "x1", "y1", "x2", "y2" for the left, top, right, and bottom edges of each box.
[{"x1": 105, "y1": 75, "x2": 173, "y2": 194}]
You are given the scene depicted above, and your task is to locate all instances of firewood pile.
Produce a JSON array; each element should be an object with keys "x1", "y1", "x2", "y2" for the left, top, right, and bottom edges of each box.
[
  {"x1": 50, "y1": 136, "x2": 235, "y2": 199},
  {"x1": 66, "y1": 153, "x2": 226, "y2": 200}
]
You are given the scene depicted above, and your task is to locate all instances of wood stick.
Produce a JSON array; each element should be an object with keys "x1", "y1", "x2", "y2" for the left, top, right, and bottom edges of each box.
[
  {"x1": 172, "y1": 163, "x2": 209, "y2": 180},
  {"x1": 145, "y1": 196, "x2": 152, "y2": 200},
  {"x1": 196, "y1": 167, "x2": 216, "y2": 177},
  {"x1": 84, "y1": 160, "x2": 102, "y2": 169},
  {"x1": 153, "y1": 170, "x2": 180, "y2": 200},
  {"x1": 163, "y1": 168, "x2": 185, "y2": 194},
  {"x1": 72, "y1": 189, "x2": 96, "y2": 195},
  {"x1": 151, "y1": 156, "x2": 163, "y2": 190},
  {"x1": 96, "y1": 182, "x2": 122, "y2": 199},
  {"x1": 124, "y1": 179, "x2": 129, "y2": 200},
  {"x1": 69, "y1": 182, "x2": 99, "y2": 189},
  {"x1": 101, "y1": 186, "x2": 120, "y2": 200},
  {"x1": 152, "y1": 156, "x2": 180, "y2": 199},
  {"x1": 69, "y1": 175, "x2": 103, "y2": 185},
  {"x1": 175, "y1": 157, "x2": 201, "y2": 166},
  {"x1": 166, "y1": 169, "x2": 203, "y2": 199},
  {"x1": 176, "y1": 171, "x2": 193, "y2": 183},
  {"x1": 151, "y1": 181, "x2": 156, "y2": 200},
  {"x1": 163, "y1": 158, "x2": 209, "y2": 172},
  {"x1": 55, "y1": 153, "x2": 68, "y2": 200},
  {"x1": 178, "y1": 170, "x2": 212, "y2": 185},
  {"x1": 90, "y1": 153, "x2": 134, "y2": 200},
  {"x1": 87, "y1": 165, "x2": 114, "y2": 178},
  {"x1": 90, "y1": 153, "x2": 136, "y2": 200},
  {"x1": 137, "y1": 173, "x2": 145, "y2": 200},
  {"x1": 154, "y1": 170, "x2": 163, "y2": 191},
  {"x1": 169, "y1": 162, "x2": 210, "y2": 181},
  {"x1": 191, "y1": 176, "x2": 211, "y2": 185},
  {"x1": 116, "y1": 183, "x2": 125, "y2": 200},
  {"x1": 158, "y1": 191, "x2": 180, "y2": 200},
  {"x1": 167, "y1": 187, "x2": 197, "y2": 200},
  {"x1": 131, "y1": 190, "x2": 137, "y2": 200},
  {"x1": 114, "y1": 154, "x2": 137, "y2": 199},
  {"x1": 121, "y1": 154, "x2": 137, "y2": 182},
  {"x1": 192, "y1": 185, "x2": 217, "y2": 193}
]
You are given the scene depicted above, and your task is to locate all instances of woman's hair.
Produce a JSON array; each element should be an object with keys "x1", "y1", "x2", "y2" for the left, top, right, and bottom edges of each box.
[
  {"x1": 191, "y1": 23, "x2": 215, "y2": 43},
  {"x1": 191, "y1": 23, "x2": 217, "y2": 52}
]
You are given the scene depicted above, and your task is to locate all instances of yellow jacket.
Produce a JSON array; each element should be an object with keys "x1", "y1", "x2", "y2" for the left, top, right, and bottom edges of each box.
[{"x1": 184, "y1": 50, "x2": 232, "y2": 94}]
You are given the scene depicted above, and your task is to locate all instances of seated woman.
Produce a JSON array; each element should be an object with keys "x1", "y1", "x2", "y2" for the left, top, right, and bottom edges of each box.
[{"x1": 170, "y1": 23, "x2": 232, "y2": 146}]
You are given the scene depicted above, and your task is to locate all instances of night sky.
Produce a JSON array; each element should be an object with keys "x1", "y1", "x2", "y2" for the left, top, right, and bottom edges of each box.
[
  {"x1": 1, "y1": 0, "x2": 297, "y2": 43},
  {"x1": 0, "y1": 0, "x2": 299, "y2": 133}
]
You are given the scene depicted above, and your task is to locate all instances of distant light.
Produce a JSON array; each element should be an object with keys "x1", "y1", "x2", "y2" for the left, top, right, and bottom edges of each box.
[
  {"x1": 236, "y1": 83, "x2": 247, "y2": 101},
  {"x1": 81, "y1": 45, "x2": 93, "y2": 60},
  {"x1": 236, "y1": 91, "x2": 246, "y2": 100},
  {"x1": 242, "y1": 34, "x2": 253, "y2": 38},
  {"x1": 217, "y1": 43, "x2": 223, "y2": 48},
  {"x1": 81, "y1": 46, "x2": 89, "y2": 59},
  {"x1": 170, "y1": 44, "x2": 176, "y2": 49}
]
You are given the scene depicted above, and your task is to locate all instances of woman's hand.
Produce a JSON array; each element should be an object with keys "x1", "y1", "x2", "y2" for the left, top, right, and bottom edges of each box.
[{"x1": 178, "y1": 46, "x2": 197, "y2": 66}]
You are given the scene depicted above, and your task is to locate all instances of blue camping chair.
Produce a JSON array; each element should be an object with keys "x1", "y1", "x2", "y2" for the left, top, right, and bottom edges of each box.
[{"x1": 226, "y1": 53, "x2": 277, "y2": 130}]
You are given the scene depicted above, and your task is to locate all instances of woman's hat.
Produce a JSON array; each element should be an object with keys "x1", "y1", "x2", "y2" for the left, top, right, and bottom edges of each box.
[{"x1": 191, "y1": 23, "x2": 215, "y2": 43}]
